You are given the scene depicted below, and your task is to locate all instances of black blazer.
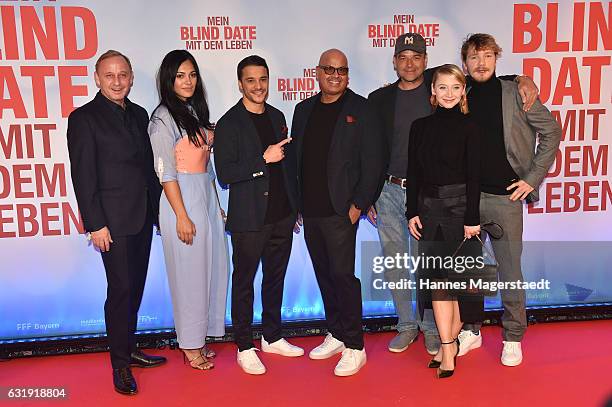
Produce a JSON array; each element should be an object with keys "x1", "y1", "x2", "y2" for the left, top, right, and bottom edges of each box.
[
  {"x1": 366, "y1": 69, "x2": 435, "y2": 179},
  {"x1": 291, "y1": 88, "x2": 384, "y2": 216},
  {"x1": 67, "y1": 92, "x2": 161, "y2": 236},
  {"x1": 214, "y1": 100, "x2": 298, "y2": 233}
]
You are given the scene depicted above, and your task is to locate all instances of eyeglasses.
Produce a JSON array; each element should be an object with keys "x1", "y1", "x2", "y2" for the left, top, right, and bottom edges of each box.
[{"x1": 317, "y1": 65, "x2": 349, "y2": 76}]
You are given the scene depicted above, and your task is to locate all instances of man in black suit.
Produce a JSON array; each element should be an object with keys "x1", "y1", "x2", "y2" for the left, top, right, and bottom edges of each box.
[
  {"x1": 214, "y1": 55, "x2": 303, "y2": 376},
  {"x1": 291, "y1": 49, "x2": 384, "y2": 376},
  {"x1": 67, "y1": 50, "x2": 165, "y2": 396}
]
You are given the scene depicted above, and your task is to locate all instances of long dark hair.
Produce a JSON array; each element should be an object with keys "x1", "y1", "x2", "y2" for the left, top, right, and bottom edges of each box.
[{"x1": 156, "y1": 50, "x2": 213, "y2": 146}]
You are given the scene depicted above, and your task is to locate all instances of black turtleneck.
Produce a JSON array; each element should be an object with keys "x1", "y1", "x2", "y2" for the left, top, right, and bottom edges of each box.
[
  {"x1": 467, "y1": 74, "x2": 518, "y2": 195},
  {"x1": 406, "y1": 105, "x2": 481, "y2": 226}
]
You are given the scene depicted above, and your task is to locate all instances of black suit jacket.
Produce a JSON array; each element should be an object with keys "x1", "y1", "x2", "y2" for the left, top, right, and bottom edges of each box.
[
  {"x1": 67, "y1": 92, "x2": 161, "y2": 236},
  {"x1": 366, "y1": 69, "x2": 435, "y2": 179},
  {"x1": 214, "y1": 100, "x2": 298, "y2": 233},
  {"x1": 291, "y1": 89, "x2": 384, "y2": 216}
]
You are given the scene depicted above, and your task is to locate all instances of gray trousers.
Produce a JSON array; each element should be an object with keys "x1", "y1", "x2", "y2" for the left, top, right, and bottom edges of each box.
[{"x1": 463, "y1": 192, "x2": 527, "y2": 342}]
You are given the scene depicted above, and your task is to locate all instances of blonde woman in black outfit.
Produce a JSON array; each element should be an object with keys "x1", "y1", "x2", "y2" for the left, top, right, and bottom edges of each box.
[{"x1": 406, "y1": 64, "x2": 483, "y2": 379}]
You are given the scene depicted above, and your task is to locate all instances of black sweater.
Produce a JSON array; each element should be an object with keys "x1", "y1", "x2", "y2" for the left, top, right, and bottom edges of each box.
[
  {"x1": 468, "y1": 75, "x2": 518, "y2": 194},
  {"x1": 406, "y1": 105, "x2": 482, "y2": 226}
]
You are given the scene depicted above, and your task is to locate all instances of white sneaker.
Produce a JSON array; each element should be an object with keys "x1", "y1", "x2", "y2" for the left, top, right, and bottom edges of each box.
[
  {"x1": 309, "y1": 333, "x2": 346, "y2": 360},
  {"x1": 334, "y1": 348, "x2": 366, "y2": 377},
  {"x1": 501, "y1": 341, "x2": 523, "y2": 366},
  {"x1": 458, "y1": 330, "x2": 482, "y2": 356},
  {"x1": 261, "y1": 337, "x2": 304, "y2": 357},
  {"x1": 237, "y1": 348, "x2": 266, "y2": 375}
]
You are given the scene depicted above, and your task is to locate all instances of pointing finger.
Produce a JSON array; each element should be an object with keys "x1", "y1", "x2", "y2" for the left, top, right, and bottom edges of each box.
[{"x1": 277, "y1": 137, "x2": 292, "y2": 147}]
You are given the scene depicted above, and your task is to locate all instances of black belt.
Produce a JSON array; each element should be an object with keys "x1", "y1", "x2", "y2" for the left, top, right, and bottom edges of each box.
[
  {"x1": 386, "y1": 174, "x2": 406, "y2": 189},
  {"x1": 422, "y1": 183, "x2": 467, "y2": 199}
]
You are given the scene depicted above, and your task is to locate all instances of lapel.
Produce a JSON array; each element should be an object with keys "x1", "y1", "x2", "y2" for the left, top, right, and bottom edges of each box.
[
  {"x1": 295, "y1": 94, "x2": 319, "y2": 172},
  {"x1": 500, "y1": 80, "x2": 515, "y2": 155},
  {"x1": 329, "y1": 88, "x2": 355, "y2": 153},
  {"x1": 265, "y1": 103, "x2": 284, "y2": 143},
  {"x1": 93, "y1": 92, "x2": 139, "y2": 151},
  {"x1": 382, "y1": 81, "x2": 399, "y2": 145},
  {"x1": 236, "y1": 99, "x2": 263, "y2": 154}
]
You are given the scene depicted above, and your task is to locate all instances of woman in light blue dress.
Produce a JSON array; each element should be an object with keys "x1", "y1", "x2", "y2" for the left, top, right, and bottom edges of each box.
[{"x1": 148, "y1": 50, "x2": 228, "y2": 370}]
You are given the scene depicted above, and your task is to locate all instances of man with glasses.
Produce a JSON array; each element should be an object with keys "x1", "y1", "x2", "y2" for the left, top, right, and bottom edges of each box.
[{"x1": 290, "y1": 49, "x2": 384, "y2": 376}]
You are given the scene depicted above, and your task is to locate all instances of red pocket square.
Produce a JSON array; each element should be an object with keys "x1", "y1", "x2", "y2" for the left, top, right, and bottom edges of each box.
[{"x1": 346, "y1": 115, "x2": 356, "y2": 123}]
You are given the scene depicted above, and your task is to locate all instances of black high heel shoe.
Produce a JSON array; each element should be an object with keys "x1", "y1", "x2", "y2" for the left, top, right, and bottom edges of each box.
[
  {"x1": 428, "y1": 358, "x2": 441, "y2": 368},
  {"x1": 429, "y1": 337, "x2": 459, "y2": 368},
  {"x1": 437, "y1": 338, "x2": 459, "y2": 379}
]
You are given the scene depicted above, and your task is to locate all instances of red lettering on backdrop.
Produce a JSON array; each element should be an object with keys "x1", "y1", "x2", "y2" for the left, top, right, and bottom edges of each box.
[
  {"x1": 588, "y1": 2, "x2": 612, "y2": 50},
  {"x1": 61, "y1": 7, "x2": 98, "y2": 59},
  {"x1": 41, "y1": 202, "x2": 61, "y2": 236},
  {"x1": 553, "y1": 57, "x2": 582, "y2": 104},
  {"x1": 0, "y1": 6, "x2": 19, "y2": 60},
  {"x1": 0, "y1": 204, "x2": 16, "y2": 238},
  {"x1": 545, "y1": 3, "x2": 569, "y2": 52},
  {"x1": 17, "y1": 203, "x2": 38, "y2": 237},
  {"x1": 21, "y1": 66, "x2": 55, "y2": 118},
  {"x1": 514, "y1": 2, "x2": 611, "y2": 53},
  {"x1": 0, "y1": 166, "x2": 9, "y2": 199},
  {"x1": 572, "y1": 2, "x2": 586, "y2": 51},
  {"x1": 21, "y1": 6, "x2": 60, "y2": 60},
  {"x1": 583, "y1": 56, "x2": 609, "y2": 104},
  {"x1": 512, "y1": 4, "x2": 542, "y2": 52},
  {"x1": 515, "y1": 2, "x2": 612, "y2": 215},
  {"x1": 58, "y1": 66, "x2": 88, "y2": 117},
  {"x1": 0, "y1": 66, "x2": 27, "y2": 118},
  {"x1": 1, "y1": 3, "x2": 96, "y2": 237}
]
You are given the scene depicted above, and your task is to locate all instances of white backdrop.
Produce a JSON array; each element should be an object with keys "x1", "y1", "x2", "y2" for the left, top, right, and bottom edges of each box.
[{"x1": 1, "y1": 0, "x2": 610, "y2": 340}]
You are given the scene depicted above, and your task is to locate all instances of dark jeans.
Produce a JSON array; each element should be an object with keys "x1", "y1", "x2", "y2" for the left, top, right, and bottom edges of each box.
[
  {"x1": 230, "y1": 214, "x2": 295, "y2": 351},
  {"x1": 303, "y1": 215, "x2": 363, "y2": 350},
  {"x1": 101, "y1": 202, "x2": 154, "y2": 369}
]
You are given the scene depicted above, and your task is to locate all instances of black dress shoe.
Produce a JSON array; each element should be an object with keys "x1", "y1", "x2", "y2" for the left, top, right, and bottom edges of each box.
[
  {"x1": 113, "y1": 367, "x2": 138, "y2": 395},
  {"x1": 130, "y1": 350, "x2": 167, "y2": 368}
]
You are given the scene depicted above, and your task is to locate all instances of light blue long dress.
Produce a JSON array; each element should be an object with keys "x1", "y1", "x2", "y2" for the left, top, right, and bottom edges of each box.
[{"x1": 148, "y1": 105, "x2": 228, "y2": 349}]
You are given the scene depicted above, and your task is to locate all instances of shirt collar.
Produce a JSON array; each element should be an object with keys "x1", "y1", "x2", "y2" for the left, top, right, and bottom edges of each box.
[{"x1": 96, "y1": 91, "x2": 131, "y2": 113}]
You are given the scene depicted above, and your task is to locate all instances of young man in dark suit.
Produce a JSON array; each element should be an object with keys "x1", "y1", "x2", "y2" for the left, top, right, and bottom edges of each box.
[
  {"x1": 291, "y1": 49, "x2": 384, "y2": 376},
  {"x1": 214, "y1": 55, "x2": 303, "y2": 375},
  {"x1": 67, "y1": 50, "x2": 165, "y2": 396}
]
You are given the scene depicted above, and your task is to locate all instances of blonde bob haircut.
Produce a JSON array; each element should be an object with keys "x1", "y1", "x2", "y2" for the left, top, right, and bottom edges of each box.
[{"x1": 430, "y1": 64, "x2": 469, "y2": 114}]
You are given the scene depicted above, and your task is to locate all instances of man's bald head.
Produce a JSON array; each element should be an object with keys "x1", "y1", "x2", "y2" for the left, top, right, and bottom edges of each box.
[
  {"x1": 316, "y1": 48, "x2": 349, "y2": 103},
  {"x1": 319, "y1": 48, "x2": 348, "y2": 66}
]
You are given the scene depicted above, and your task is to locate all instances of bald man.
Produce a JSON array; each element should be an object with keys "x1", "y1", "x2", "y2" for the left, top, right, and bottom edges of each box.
[{"x1": 290, "y1": 49, "x2": 384, "y2": 376}]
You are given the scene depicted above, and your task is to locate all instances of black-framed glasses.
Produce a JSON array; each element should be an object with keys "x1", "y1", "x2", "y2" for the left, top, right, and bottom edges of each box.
[{"x1": 317, "y1": 65, "x2": 349, "y2": 76}]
